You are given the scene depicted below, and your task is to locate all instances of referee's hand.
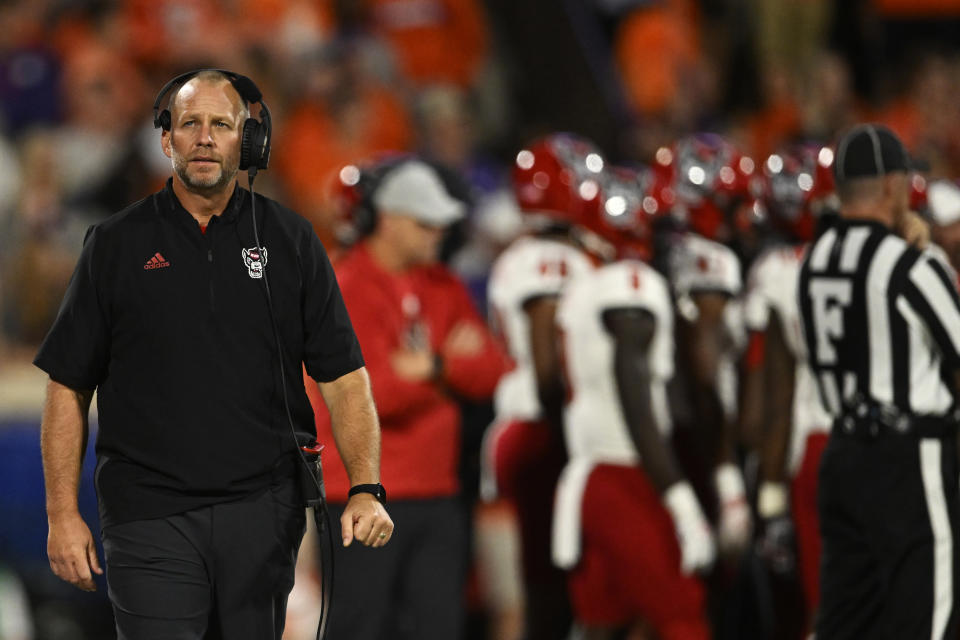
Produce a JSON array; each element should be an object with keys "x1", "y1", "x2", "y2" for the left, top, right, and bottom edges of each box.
[
  {"x1": 341, "y1": 493, "x2": 394, "y2": 548},
  {"x1": 47, "y1": 512, "x2": 103, "y2": 591},
  {"x1": 899, "y1": 210, "x2": 930, "y2": 249}
]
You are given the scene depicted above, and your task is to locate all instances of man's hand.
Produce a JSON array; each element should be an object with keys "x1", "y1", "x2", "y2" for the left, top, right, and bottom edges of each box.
[
  {"x1": 47, "y1": 512, "x2": 102, "y2": 591},
  {"x1": 756, "y1": 514, "x2": 797, "y2": 576},
  {"x1": 340, "y1": 493, "x2": 395, "y2": 548},
  {"x1": 663, "y1": 482, "x2": 716, "y2": 574},
  {"x1": 900, "y1": 210, "x2": 930, "y2": 249},
  {"x1": 755, "y1": 481, "x2": 796, "y2": 575},
  {"x1": 715, "y1": 464, "x2": 752, "y2": 555},
  {"x1": 442, "y1": 321, "x2": 485, "y2": 359},
  {"x1": 390, "y1": 347, "x2": 435, "y2": 382}
]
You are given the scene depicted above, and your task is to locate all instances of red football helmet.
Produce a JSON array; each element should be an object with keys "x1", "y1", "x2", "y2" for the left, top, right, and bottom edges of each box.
[
  {"x1": 327, "y1": 162, "x2": 365, "y2": 246},
  {"x1": 653, "y1": 133, "x2": 761, "y2": 241},
  {"x1": 910, "y1": 172, "x2": 928, "y2": 214},
  {"x1": 762, "y1": 145, "x2": 837, "y2": 242},
  {"x1": 512, "y1": 133, "x2": 606, "y2": 228},
  {"x1": 578, "y1": 166, "x2": 663, "y2": 261}
]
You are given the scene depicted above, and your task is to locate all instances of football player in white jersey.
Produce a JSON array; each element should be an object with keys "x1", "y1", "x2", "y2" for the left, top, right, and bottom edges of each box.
[
  {"x1": 741, "y1": 145, "x2": 837, "y2": 631},
  {"x1": 650, "y1": 134, "x2": 755, "y2": 562},
  {"x1": 478, "y1": 134, "x2": 602, "y2": 640},
  {"x1": 553, "y1": 166, "x2": 715, "y2": 640}
]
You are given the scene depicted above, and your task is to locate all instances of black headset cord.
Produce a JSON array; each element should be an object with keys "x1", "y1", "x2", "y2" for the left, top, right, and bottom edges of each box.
[{"x1": 248, "y1": 168, "x2": 333, "y2": 640}]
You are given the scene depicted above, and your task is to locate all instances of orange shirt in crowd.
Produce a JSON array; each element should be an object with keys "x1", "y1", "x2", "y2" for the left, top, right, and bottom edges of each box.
[
  {"x1": 307, "y1": 244, "x2": 508, "y2": 502},
  {"x1": 234, "y1": 0, "x2": 335, "y2": 53},
  {"x1": 364, "y1": 0, "x2": 489, "y2": 88},
  {"x1": 116, "y1": 0, "x2": 239, "y2": 65},
  {"x1": 615, "y1": 1, "x2": 702, "y2": 117}
]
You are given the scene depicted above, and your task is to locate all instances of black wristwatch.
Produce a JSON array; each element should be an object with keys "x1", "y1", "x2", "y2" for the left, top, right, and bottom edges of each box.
[{"x1": 348, "y1": 483, "x2": 387, "y2": 505}]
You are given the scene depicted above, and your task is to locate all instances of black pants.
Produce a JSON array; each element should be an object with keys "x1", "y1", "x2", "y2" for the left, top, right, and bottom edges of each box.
[
  {"x1": 101, "y1": 477, "x2": 306, "y2": 640},
  {"x1": 323, "y1": 497, "x2": 467, "y2": 640},
  {"x1": 816, "y1": 429, "x2": 960, "y2": 639}
]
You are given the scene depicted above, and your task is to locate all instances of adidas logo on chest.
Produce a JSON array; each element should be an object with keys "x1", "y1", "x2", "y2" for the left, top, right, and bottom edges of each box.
[{"x1": 144, "y1": 252, "x2": 171, "y2": 270}]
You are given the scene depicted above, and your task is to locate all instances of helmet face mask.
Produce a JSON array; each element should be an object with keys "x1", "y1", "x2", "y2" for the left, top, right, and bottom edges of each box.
[
  {"x1": 658, "y1": 134, "x2": 759, "y2": 242},
  {"x1": 763, "y1": 145, "x2": 836, "y2": 243},
  {"x1": 578, "y1": 166, "x2": 662, "y2": 262}
]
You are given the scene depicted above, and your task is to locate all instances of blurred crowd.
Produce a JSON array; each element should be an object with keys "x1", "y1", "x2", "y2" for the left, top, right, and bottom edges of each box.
[
  {"x1": 4, "y1": 0, "x2": 960, "y2": 354},
  {"x1": 5, "y1": 0, "x2": 960, "y2": 639}
]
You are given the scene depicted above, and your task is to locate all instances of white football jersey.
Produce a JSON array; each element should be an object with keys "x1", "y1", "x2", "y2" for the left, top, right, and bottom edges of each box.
[
  {"x1": 667, "y1": 232, "x2": 742, "y2": 305},
  {"x1": 743, "y1": 244, "x2": 831, "y2": 474},
  {"x1": 663, "y1": 232, "x2": 744, "y2": 424},
  {"x1": 557, "y1": 260, "x2": 675, "y2": 464},
  {"x1": 487, "y1": 236, "x2": 594, "y2": 421}
]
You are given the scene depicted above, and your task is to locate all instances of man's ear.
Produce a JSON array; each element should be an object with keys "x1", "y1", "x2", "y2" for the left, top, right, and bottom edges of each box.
[
  {"x1": 881, "y1": 173, "x2": 904, "y2": 205},
  {"x1": 161, "y1": 129, "x2": 172, "y2": 159},
  {"x1": 882, "y1": 173, "x2": 895, "y2": 198}
]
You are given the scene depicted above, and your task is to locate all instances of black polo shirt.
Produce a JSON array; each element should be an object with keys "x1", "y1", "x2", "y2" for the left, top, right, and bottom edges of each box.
[{"x1": 35, "y1": 180, "x2": 364, "y2": 527}]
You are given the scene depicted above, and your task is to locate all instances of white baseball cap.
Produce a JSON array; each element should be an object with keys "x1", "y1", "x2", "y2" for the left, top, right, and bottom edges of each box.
[
  {"x1": 928, "y1": 180, "x2": 960, "y2": 226},
  {"x1": 372, "y1": 160, "x2": 465, "y2": 227}
]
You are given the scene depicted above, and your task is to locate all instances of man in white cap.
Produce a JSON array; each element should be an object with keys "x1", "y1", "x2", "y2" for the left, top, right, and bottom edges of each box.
[{"x1": 308, "y1": 158, "x2": 508, "y2": 640}]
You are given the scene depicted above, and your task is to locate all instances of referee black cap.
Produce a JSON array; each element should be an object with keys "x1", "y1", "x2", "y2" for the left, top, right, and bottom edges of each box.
[{"x1": 833, "y1": 124, "x2": 910, "y2": 183}]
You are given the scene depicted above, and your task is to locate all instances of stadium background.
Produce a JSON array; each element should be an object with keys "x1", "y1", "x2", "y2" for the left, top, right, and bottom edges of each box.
[{"x1": 2, "y1": 0, "x2": 960, "y2": 638}]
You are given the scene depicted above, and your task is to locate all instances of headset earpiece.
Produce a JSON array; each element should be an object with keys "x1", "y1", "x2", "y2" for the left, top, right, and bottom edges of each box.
[
  {"x1": 239, "y1": 115, "x2": 270, "y2": 171},
  {"x1": 157, "y1": 109, "x2": 172, "y2": 132},
  {"x1": 353, "y1": 170, "x2": 381, "y2": 238},
  {"x1": 353, "y1": 156, "x2": 414, "y2": 237}
]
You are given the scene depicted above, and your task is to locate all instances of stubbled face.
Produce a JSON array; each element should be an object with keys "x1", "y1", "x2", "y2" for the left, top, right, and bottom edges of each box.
[
  {"x1": 383, "y1": 213, "x2": 446, "y2": 267},
  {"x1": 162, "y1": 79, "x2": 244, "y2": 196}
]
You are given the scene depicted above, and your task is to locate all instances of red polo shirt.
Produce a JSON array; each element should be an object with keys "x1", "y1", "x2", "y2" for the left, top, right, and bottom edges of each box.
[{"x1": 307, "y1": 243, "x2": 507, "y2": 501}]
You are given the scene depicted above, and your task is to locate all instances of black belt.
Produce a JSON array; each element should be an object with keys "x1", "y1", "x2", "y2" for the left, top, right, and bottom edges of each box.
[{"x1": 833, "y1": 400, "x2": 960, "y2": 439}]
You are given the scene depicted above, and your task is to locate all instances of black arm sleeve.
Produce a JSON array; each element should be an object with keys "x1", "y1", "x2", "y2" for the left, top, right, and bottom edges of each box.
[{"x1": 33, "y1": 226, "x2": 110, "y2": 391}]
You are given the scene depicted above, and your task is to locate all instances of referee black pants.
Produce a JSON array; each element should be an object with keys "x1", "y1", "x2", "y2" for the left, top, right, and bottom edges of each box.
[
  {"x1": 323, "y1": 497, "x2": 468, "y2": 640},
  {"x1": 816, "y1": 429, "x2": 960, "y2": 639},
  {"x1": 101, "y1": 475, "x2": 306, "y2": 640}
]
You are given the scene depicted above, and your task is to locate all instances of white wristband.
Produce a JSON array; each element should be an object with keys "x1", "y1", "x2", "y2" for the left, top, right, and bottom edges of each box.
[
  {"x1": 664, "y1": 481, "x2": 703, "y2": 522},
  {"x1": 757, "y1": 481, "x2": 789, "y2": 519},
  {"x1": 714, "y1": 463, "x2": 746, "y2": 504}
]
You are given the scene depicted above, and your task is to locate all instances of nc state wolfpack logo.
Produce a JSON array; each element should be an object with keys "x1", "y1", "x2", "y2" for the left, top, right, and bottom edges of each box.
[{"x1": 242, "y1": 246, "x2": 268, "y2": 279}]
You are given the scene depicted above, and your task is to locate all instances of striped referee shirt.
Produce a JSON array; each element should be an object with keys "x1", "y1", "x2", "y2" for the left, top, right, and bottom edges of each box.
[{"x1": 798, "y1": 218, "x2": 960, "y2": 418}]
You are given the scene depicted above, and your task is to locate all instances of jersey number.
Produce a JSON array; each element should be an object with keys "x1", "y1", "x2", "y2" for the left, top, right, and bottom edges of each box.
[{"x1": 809, "y1": 277, "x2": 852, "y2": 365}]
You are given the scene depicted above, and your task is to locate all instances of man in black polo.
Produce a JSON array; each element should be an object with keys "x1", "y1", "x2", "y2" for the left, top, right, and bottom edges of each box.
[
  {"x1": 798, "y1": 124, "x2": 960, "y2": 639},
  {"x1": 35, "y1": 70, "x2": 393, "y2": 640}
]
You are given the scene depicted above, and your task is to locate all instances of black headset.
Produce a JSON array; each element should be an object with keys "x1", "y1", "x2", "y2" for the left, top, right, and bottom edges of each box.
[
  {"x1": 352, "y1": 154, "x2": 415, "y2": 237},
  {"x1": 152, "y1": 68, "x2": 272, "y2": 173}
]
